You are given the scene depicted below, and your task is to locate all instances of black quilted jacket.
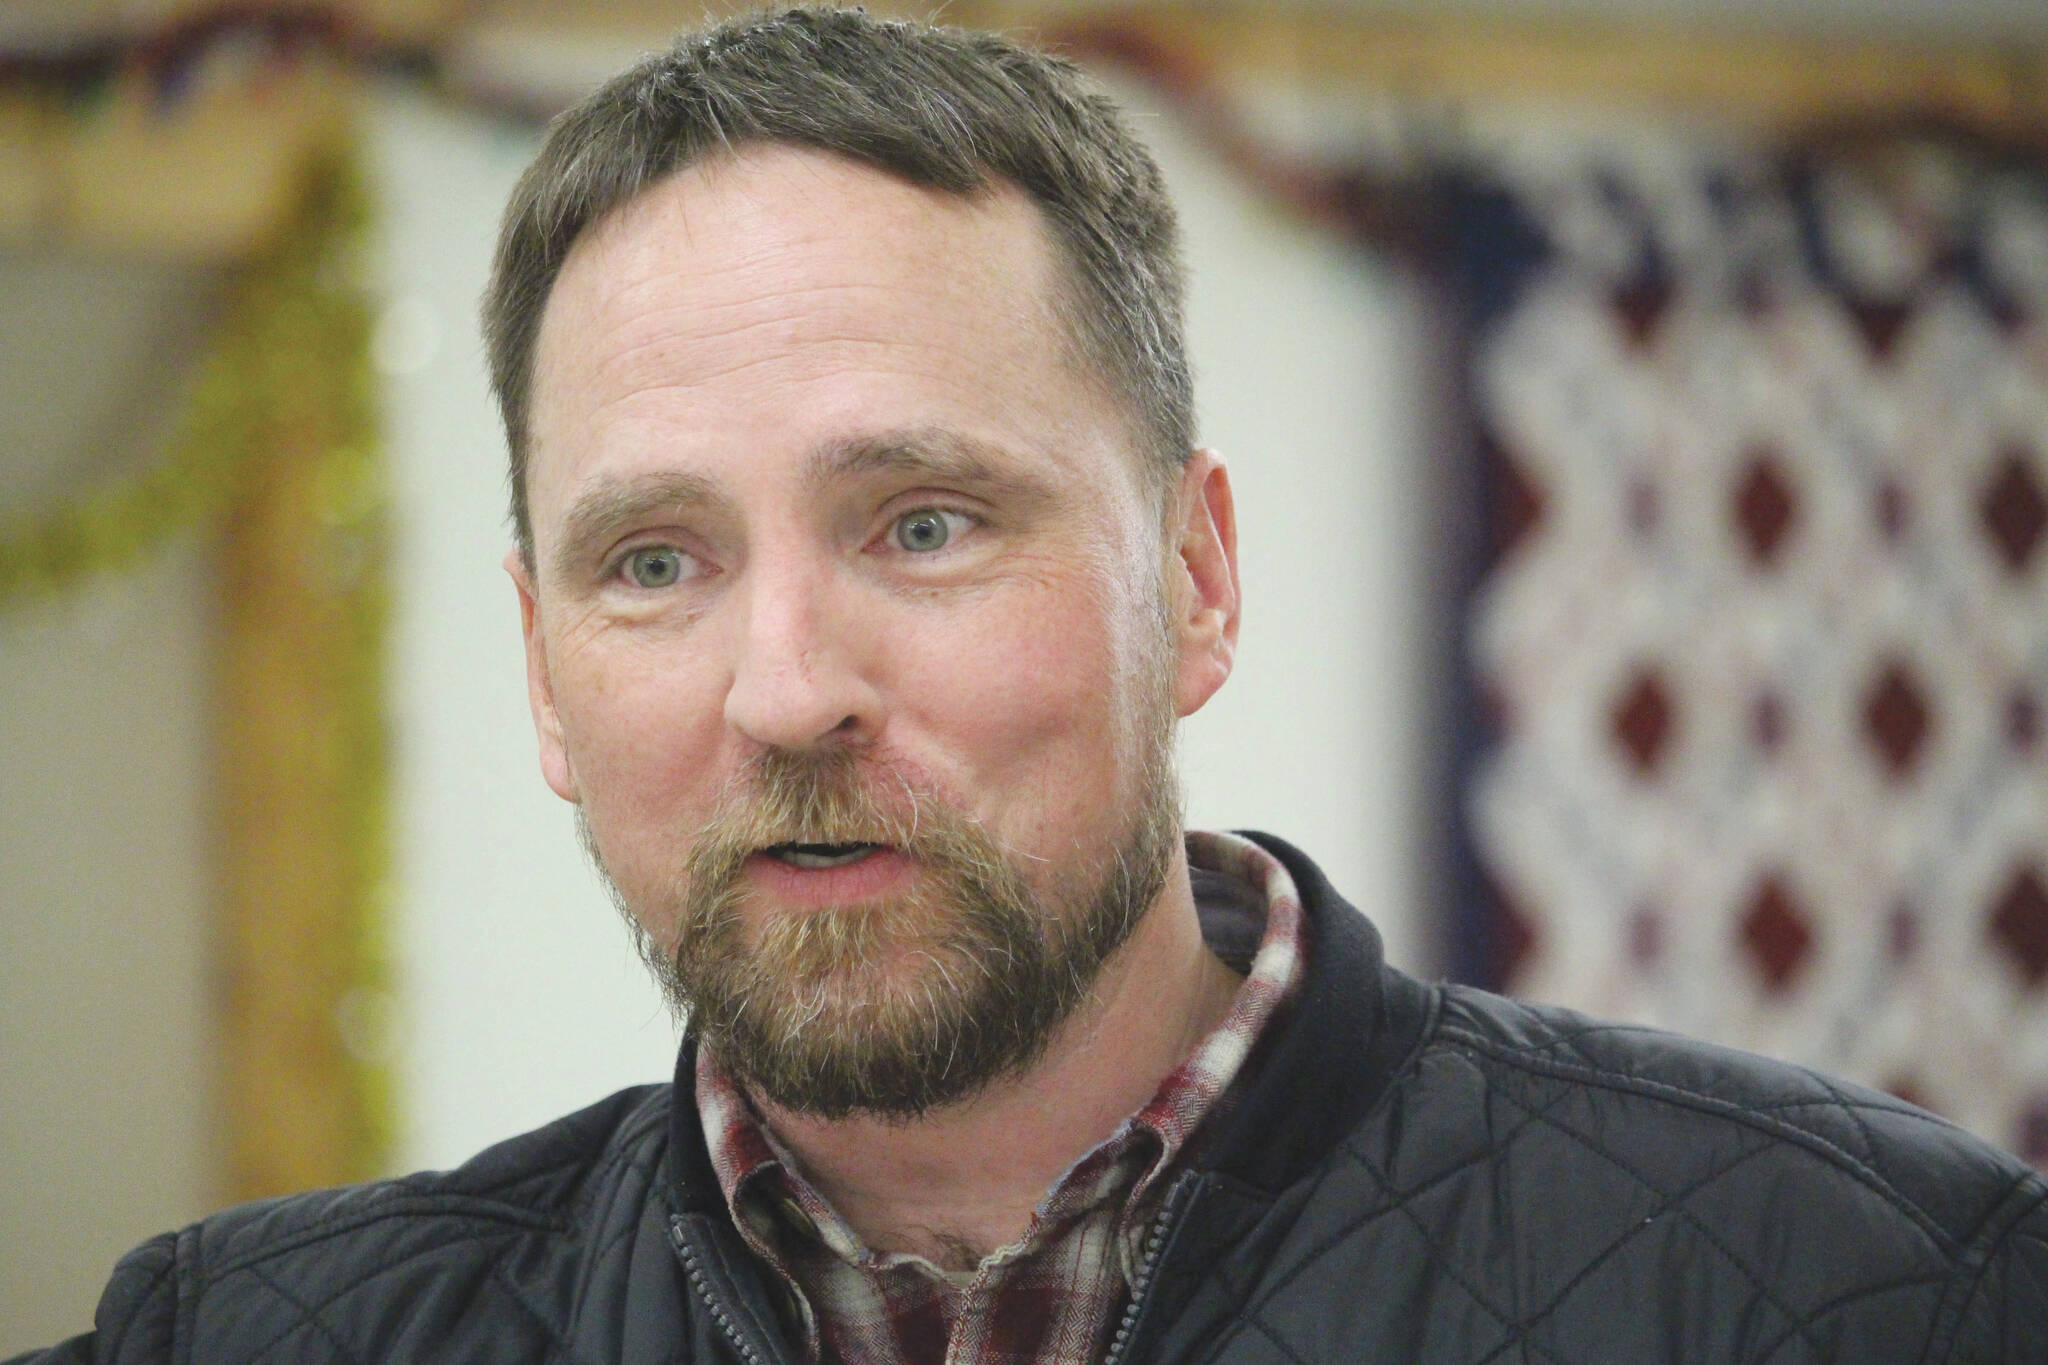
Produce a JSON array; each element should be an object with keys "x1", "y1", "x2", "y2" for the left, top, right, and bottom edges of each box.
[{"x1": 19, "y1": 834, "x2": 2048, "y2": 1363}]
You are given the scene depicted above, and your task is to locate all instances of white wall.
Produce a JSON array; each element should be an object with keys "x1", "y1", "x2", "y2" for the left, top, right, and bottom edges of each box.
[
  {"x1": 368, "y1": 77, "x2": 1431, "y2": 1173},
  {"x1": 1129, "y1": 83, "x2": 1438, "y2": 975},
  {"x1": 0, "y1": 543, "x2": 217, "y2": 1355}
]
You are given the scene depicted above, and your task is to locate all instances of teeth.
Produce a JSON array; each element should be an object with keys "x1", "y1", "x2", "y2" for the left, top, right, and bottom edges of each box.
[{"x1": 773, "y1": 843, "x2": 878, "y2": 869}]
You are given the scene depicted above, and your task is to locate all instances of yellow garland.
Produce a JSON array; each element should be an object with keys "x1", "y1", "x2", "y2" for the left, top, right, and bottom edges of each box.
[
  {"x1": 1, "y1": 140, "x2": 397, "y2": 1193},
  {"x1": 209, "y1": 143, "x2": 397, "y2": 1197},
  {"x1": 0, "y1": 155, "x2": 364, "y2": 605}
]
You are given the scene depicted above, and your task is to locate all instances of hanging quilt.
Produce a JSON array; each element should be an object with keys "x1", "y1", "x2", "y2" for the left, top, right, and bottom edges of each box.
[{"x1": 1461, "y1": 124, "x2": 2048, "y2": 1161}]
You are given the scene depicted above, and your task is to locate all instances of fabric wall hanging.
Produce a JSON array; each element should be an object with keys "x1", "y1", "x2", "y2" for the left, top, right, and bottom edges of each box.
[{"x1": 1457, "y1": 121, "x2": 2048, "y2": 1161}]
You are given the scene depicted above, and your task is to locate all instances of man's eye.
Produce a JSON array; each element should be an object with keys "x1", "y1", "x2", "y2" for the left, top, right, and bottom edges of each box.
[
  {"x1": 893, "y1": 508, "x2": 968, "y2": 553},
  {"x1": 623, "y1": 546, "x2": 691, "y2": 587}
]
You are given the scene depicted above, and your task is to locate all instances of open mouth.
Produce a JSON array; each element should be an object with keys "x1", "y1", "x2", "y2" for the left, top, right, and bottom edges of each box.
[{"x1": 765, "y1": 841, "x2": 884, "y2": 869}]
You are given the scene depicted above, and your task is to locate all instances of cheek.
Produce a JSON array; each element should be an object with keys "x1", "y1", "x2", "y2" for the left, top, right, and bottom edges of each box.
[
  {"x1": 884, "y1": 578, "x2": 1142, "y2": 828},
  {"x1": 548, "y1": 622, "x2": 728, "y2": 832}
]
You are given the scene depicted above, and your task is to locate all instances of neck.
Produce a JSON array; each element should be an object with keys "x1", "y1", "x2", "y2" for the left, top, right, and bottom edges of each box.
[{"x1": 746, "y1": 845, "x2": 1241, "y2": 1270}]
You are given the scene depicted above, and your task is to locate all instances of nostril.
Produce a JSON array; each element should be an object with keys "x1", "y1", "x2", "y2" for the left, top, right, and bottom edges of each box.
[{"x1": 722, "y1": 634, "x2": 880, "y2": 750}]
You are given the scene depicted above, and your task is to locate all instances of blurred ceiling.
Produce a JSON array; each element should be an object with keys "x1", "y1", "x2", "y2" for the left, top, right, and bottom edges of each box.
[{"x1": 3, "y1": 0, "x2": 2048, "y2": 54}]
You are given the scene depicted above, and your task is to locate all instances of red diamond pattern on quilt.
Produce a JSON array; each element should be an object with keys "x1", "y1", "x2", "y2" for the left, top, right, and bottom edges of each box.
[
  {"x1": 1739, "y1": 872, "x2": 1816, "y2": 994},
  {"x1": 1990, "y1": 864, "x2": 2048, "y2": 989},
  {"x1": 1466, "y1": 131, "x2": 2048, "y2": 1164},
  {"x1": 1862, "y1": 658, "x2": 1934, "y2": 780},
  {"x1": 1611, "y1": 668, "x2": 1678, "y2": 777},
  {"x1": 1731, "y1": 450, "x2": 1800, "y2": 568},
  {"x1": 1982, "y1": 448, "x2": 2048, "y2": 575}
]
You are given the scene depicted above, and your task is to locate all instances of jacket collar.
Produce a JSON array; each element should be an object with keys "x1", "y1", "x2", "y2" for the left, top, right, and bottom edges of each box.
[{"x1": 1190, "y1": 831, "x2": 1434, "y2": 1194}]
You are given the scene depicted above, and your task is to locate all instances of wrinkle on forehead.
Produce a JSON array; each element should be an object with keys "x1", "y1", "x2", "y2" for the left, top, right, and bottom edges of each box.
[
  {"x1": 531, "y1": 150, "x2": 1074, "y2": 422},
  {"x1": 566, "y1": 152, "x2": 1056, "y2": 332}
]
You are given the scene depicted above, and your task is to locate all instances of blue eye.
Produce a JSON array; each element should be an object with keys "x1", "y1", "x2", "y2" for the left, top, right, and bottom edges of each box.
[
  {"x1": 625, "y1": 546, "x2": 689, "y2": 587},
  {"x1": 894, "y1": 508, "x2": 965, "y2": 552}
]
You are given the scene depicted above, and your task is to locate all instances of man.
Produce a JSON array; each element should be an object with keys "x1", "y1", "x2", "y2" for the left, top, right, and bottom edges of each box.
[{"x1": 18, "y1": 8, "x2": 2048, "y2": 1364}]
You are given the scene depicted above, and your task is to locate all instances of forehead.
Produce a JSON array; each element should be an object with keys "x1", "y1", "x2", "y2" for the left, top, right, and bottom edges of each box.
[
  {"x1": 524, "y1": 147, "x2": 1141, "y2": 530},
  {"x1": 552, "y1": 145, "x2": 1059, "y2": 337}
]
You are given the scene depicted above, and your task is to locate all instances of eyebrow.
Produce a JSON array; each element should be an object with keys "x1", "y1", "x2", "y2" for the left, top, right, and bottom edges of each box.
[
  {"x1": 550, "y1": 469, "x2": 725, "y2": 585},
  {"x1": 803, "y1": 429, "x2": 1060, "y2": 509}
]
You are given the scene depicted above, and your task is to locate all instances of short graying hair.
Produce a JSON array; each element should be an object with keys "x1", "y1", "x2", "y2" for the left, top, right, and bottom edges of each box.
[{"x1": 482, "y1": 6, "x2": 1193, "y2": 562}]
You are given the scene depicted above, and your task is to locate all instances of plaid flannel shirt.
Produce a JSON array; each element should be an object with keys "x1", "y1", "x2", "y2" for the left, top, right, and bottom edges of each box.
[{"x1": 695, "y1": 830, "x2": 1309, "y2": 1365}]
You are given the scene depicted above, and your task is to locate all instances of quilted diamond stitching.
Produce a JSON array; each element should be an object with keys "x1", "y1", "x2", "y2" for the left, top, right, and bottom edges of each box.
[
  {"x1": 1458, "y1": 1059, "x2": 1833, "y2": 1355},
  {"x1": 1195, "y1": 1058, "x2": 1585, "y2": 1365},
  {"x1": 1236, "y1": 1306, "x2": 1316, "y2": 1365},
  {"x1": 1407, "y1": 1083, "x2": 1793, "y2": 1349},
  {"x1": 565, "y1": 1098, "x2": 669, "y2": 1231},
  {"x1": 1493, "y1": 1133, "x2": 1782, "y2": 1336},
  {"x1": 205, "y1": 1198, "x2": 568, "y2": 1279},
  {"x1": 1745, "y1": 1271, "x2": 1947, "y2": 1361},
  {"x1": 1334, "y1": 1084, "x2": 1570, "y2": 1211},
  {"x1": 1813, "y1": 1073, "x2": 1885, "y2": 1170},
  {"x1": 212, "y1": 1224, "x2": 532, "y2": 1361},
  {"x1": 1444, "y1": 1027, "x2": 1952, "y2": 1246},
  {"x1": 493, "y1": 1259, "x2": 607, "y2": 1365},
  {"x1": 1227, "y1": 1045, "x2": 1852, "y2": 1364},
  {"x1": 234, "y1": 1260, "x2": 373, "y2": 1365},
  {"x1": 1738, "y1": 1077, "x2": 1969, "y2": 1208},
  {"x1": 1508, "y1": 1019, "x2": 1669, "y2": 1070},
  {"x1": 566, "y1": 1158, "x2": 665, "y2": 1326},
  {"x1": 1247, "y1": 1180, "x2": 1560, "y2": 1365},
  {"x1": 1375, "y1": 1183, "x2": 1574, "y2": 1365},
  {"x1": 99, "y1": 1241, "x2": 175, "y2": 1364}
]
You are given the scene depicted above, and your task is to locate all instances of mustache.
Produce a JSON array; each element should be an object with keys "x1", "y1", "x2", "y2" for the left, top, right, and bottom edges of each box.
[{"x1": 682, "y1": 748, "x2": 961, "y2": 887}]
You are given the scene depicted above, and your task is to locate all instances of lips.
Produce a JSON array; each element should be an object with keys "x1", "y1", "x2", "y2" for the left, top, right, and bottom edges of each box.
[
  {"x1": 743, "y1": 840, "x2": 914, "y2": 905},
  {"x1": 766, "y1": 841, "x2": 884, "y2": 869}
]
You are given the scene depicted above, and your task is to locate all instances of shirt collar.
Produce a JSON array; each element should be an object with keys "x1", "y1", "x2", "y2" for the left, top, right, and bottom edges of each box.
[{"x1": 695, "y1": 829, "x2": 1309, "y2": 1265}]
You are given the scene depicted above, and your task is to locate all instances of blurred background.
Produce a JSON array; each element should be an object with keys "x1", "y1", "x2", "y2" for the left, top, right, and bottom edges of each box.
[{"x1": 7, "y1": 0, "x2": 2048, "y2": 1351}]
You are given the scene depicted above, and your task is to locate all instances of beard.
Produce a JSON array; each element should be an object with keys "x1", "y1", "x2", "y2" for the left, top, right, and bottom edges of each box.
[{"x1": 582, "y1": 700, "x2": 1182, "y2": 1121}]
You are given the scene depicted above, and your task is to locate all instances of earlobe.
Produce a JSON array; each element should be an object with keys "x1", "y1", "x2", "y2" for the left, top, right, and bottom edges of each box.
[
  {"x1": 1170, "y1": 449, "x2": 1241, "y2": 718},
  {"x1": 507, "y1": 549, "x2": 580, "y2": 803}
]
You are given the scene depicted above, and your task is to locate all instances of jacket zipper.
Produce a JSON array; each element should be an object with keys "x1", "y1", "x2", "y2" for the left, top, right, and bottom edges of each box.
[
  {"x1": 1101, "y1": 1172, "x2": 1204, "y2": 1365},
  {"x1": 672, "y1": 1214, "x2": 778, "y2": 1365},
  {"x1": 674, "y1": 1174, "x2": 1204, "y2": 1365}
]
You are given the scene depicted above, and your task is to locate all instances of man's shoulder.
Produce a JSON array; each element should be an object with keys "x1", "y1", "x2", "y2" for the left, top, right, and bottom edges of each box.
[
  {"x1": 196, "y1": 1081, "x2": 674, "y2": 1264},
  {"x1": 1420, "y1": 983, "x2": 2043, "y2": 1244},
  {"x1": 1187, "y1": 972, "x2": 2048, "y2": 1360},
  {"x1": 42, "y1": 1084, "x2": 676, "y2": 1365},
  {"x1": 1230, "y1": 833, "x2": 2046, "y2": 1265},
  {"x1": 1340, "y1": 981, "x2": 2048, "y2": 1357}
]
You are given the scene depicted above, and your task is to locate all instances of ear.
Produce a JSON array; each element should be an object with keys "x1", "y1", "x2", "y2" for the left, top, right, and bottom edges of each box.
[
  {"x1": 508, "y1": 548, "x2": 580, "y2": 803},
  {"x1": 1167, "y1": 449, "x2": 1241, "y2": 718}
]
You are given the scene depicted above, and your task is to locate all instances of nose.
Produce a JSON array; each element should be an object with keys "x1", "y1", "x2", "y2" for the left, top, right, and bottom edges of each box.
[{"x1": 722, "y1": 555, "x2": 881, "y2": 751}]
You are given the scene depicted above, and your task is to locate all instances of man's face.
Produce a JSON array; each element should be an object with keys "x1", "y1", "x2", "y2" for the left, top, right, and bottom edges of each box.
[{"x1": 513, "y1": 148, "x2": 1235, "y2": 1115}]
